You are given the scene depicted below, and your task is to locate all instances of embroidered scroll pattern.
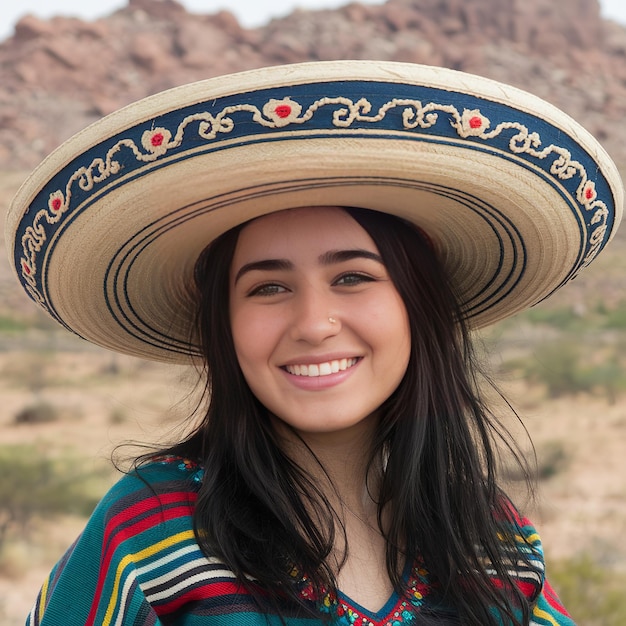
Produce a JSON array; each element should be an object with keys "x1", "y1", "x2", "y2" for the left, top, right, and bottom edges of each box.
[{"x1": 19, "y1": 95, "x2": 610, "y2": 309}]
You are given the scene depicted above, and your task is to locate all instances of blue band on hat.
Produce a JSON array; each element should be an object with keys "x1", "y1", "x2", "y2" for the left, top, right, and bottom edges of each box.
[{"x1": 14, "y1": 78, "x2": 617, "y2": 352}]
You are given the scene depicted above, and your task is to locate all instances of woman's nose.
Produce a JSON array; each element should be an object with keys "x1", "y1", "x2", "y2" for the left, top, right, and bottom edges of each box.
[{"x1": 289, "y1": 288, "x2": 340, "y2": 344}]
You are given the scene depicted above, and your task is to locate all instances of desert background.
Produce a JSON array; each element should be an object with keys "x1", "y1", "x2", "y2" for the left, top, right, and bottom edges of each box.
[{"x1": 1, "y1": 0, "x2": 626, "y2": 624}]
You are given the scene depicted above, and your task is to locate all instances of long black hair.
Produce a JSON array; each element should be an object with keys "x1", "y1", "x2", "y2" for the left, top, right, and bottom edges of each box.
[{"x1": 157, "y1": 206, "x2": 538, "y2": 625}]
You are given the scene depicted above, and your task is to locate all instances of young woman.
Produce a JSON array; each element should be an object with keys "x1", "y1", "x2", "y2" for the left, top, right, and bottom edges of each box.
[{"x1": 8, "y1": 61, "x2": 622, "y2": 626}]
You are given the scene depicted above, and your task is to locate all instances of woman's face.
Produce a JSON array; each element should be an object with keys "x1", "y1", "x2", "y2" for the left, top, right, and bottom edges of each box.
[{"x1": 229, "y1": 206, "x2": 411, "y2": 440}]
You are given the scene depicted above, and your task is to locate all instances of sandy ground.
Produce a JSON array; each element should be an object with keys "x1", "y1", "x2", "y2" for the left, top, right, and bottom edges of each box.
[{"x1": 0, "y1": 349, "x2": 200, "y2": 625}]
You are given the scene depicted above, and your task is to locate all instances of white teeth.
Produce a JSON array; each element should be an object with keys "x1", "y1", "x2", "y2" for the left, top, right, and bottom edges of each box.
[
  {"x1": 285, "y1": 358, "x2": 357, "y2": 377},
  {"x1": 319, "y1": 362, "x2": 332, "y2": 376}
]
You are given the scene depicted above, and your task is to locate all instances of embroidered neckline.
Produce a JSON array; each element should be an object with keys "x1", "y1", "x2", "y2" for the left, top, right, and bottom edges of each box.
[{"x1": 293, "y1": 559, "x2": 436, "y2": 625}]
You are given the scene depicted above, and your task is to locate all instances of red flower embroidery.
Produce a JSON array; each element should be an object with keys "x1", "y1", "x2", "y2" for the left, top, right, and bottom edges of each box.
[
  {"x1": 581, "y1": 180, "x2": 597, "y2": 204},
  {"x1": 141, "y1": 127, "x2": 172, "y2": 155},
  {"x1": 459, "y1": 109, "x2": 490, "y2": 137},
  {"x1": 469, "y1": 116, "x2": 483, "y2": 129},
  {"x1": 48, "y1": 191, "x2": 65, "y2": 213},
  {"x1": 275, "y1": 105, "x2": 292, "y2": 118},
  {"x1": 263, "y1": 98, "x2": 302, "y2": 127},
  {"x1": 151, "y1": 132, "x2": 164, "y2": 147}
]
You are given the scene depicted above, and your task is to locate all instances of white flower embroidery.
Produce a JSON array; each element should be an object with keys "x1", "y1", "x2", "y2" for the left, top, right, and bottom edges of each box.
[
  {"x1": 141, "y1": 128, "x2": 172, "y2": 156},
  {"x1": 580, "y1": 180, "x2": 597, "y2": 206},
  {"x1": 262, "y1": 98, "x2": 303, "y2": 127},
  {"x1": 459, "y1": 109, "x2": 490, "y2": 137},
  {"x1": 48, "y1": 190, "x2": 65, "y2": 213}
]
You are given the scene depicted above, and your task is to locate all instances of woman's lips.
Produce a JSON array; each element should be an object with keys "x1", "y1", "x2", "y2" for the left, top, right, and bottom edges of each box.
[
  {"x1": 283, "y1": 358, "x2": 359, "y2": 377},
  {"x1": 280, "y1": 357, "x2": 362, "y2": 391}
]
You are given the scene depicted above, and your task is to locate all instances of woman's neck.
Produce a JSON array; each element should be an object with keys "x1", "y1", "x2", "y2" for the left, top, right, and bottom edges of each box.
[
  {"x1": 272, "y1": 411, "x2": 383, "y2": 520},
  {"x1": 272, "y1": 412, "x2": 402, "y2": 603}
]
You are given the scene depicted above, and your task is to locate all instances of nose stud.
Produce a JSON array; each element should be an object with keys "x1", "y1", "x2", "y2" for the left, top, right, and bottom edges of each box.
[{"x1": 328, "y1": 317, "x2": 337, "y2": 324}]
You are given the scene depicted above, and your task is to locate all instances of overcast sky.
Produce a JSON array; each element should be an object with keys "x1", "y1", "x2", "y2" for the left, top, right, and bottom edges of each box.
[{"x1": 1, "y1": 0, "x2": 626, "y2": 41}]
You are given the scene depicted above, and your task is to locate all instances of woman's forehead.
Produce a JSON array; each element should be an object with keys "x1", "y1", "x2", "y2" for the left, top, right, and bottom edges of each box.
[{"x1": 233, "y1": 206, "x2": 377, "y2": 262}]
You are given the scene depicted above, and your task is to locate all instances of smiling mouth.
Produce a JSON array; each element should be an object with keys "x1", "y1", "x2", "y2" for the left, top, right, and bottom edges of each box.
[{"x1": 284, "y1": 358, "x2": 359, "y2": 377}]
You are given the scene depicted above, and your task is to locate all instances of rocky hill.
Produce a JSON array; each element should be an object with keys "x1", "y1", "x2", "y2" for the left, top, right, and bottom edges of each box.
[{"x1": 0, "y1": 0, "x2": 625, "y2": 171}]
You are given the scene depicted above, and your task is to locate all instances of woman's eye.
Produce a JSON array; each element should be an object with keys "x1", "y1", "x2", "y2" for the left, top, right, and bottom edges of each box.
[
  {"x1": 247, "y1": 283, "x2": 286, "y2": 297},
  {"x1": 334, "y1": 272, "x2": 375, "y2": 286}
]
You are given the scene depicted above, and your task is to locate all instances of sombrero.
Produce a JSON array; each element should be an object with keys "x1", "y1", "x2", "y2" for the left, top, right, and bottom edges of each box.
[{"x1": 6, "y1": 61, "x2": 623, "y2": 363}]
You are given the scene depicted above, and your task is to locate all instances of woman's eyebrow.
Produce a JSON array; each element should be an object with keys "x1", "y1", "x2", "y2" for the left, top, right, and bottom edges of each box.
[
  {"x1": 318, "y1": 249, "x2": 383, "y2": 265},
  {"x1": 234, "y1": 259, "x2": 293, "y2": 284},
  {"x1": 234, "y1": 249, "x2": 383, "y2": 284}
]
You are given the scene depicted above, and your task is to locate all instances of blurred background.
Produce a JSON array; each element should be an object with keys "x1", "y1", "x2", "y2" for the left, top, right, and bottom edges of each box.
[{"x1": 0, "y1": 0, "x2": 625, "y2": 624}]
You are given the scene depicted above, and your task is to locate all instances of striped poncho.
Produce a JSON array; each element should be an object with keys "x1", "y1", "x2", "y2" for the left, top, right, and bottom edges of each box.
[{"x1": 28, "y1": 456, "x2": 575, "y2": 625}]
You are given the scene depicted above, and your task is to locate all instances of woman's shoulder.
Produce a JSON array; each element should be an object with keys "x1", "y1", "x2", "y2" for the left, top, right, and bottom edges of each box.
[
  {"x1": 94, "y1": 454, "x2": 204, "y2": 527},
  {"x1": 500, "y1": 500, "x2": 545, "y2": 560},
  {"x1": 484, "y1": 499, "x2": 547, "y2": 603},
  {"x1": 115, "y1": 453, "x2": 203, "y2": 485},
  {"x1": 31, "y1": 456, "x2": 268, "y2": 625},
  {"x1": 500, "y1": 505, "x2": 577, "y2": 624},
  {"x1": 64, "y1": 455, "x2": 205, "y2": 596}
]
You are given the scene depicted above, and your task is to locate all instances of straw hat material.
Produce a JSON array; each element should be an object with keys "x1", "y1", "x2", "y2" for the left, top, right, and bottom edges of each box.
[{"x1": 6, "y1": 61, "x2": 624, "y2": 362}]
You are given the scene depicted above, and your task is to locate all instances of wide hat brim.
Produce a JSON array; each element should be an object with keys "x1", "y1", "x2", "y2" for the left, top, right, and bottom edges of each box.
[{"x1": 6, "y1": 61, "x2": 624, "y2": 363}]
